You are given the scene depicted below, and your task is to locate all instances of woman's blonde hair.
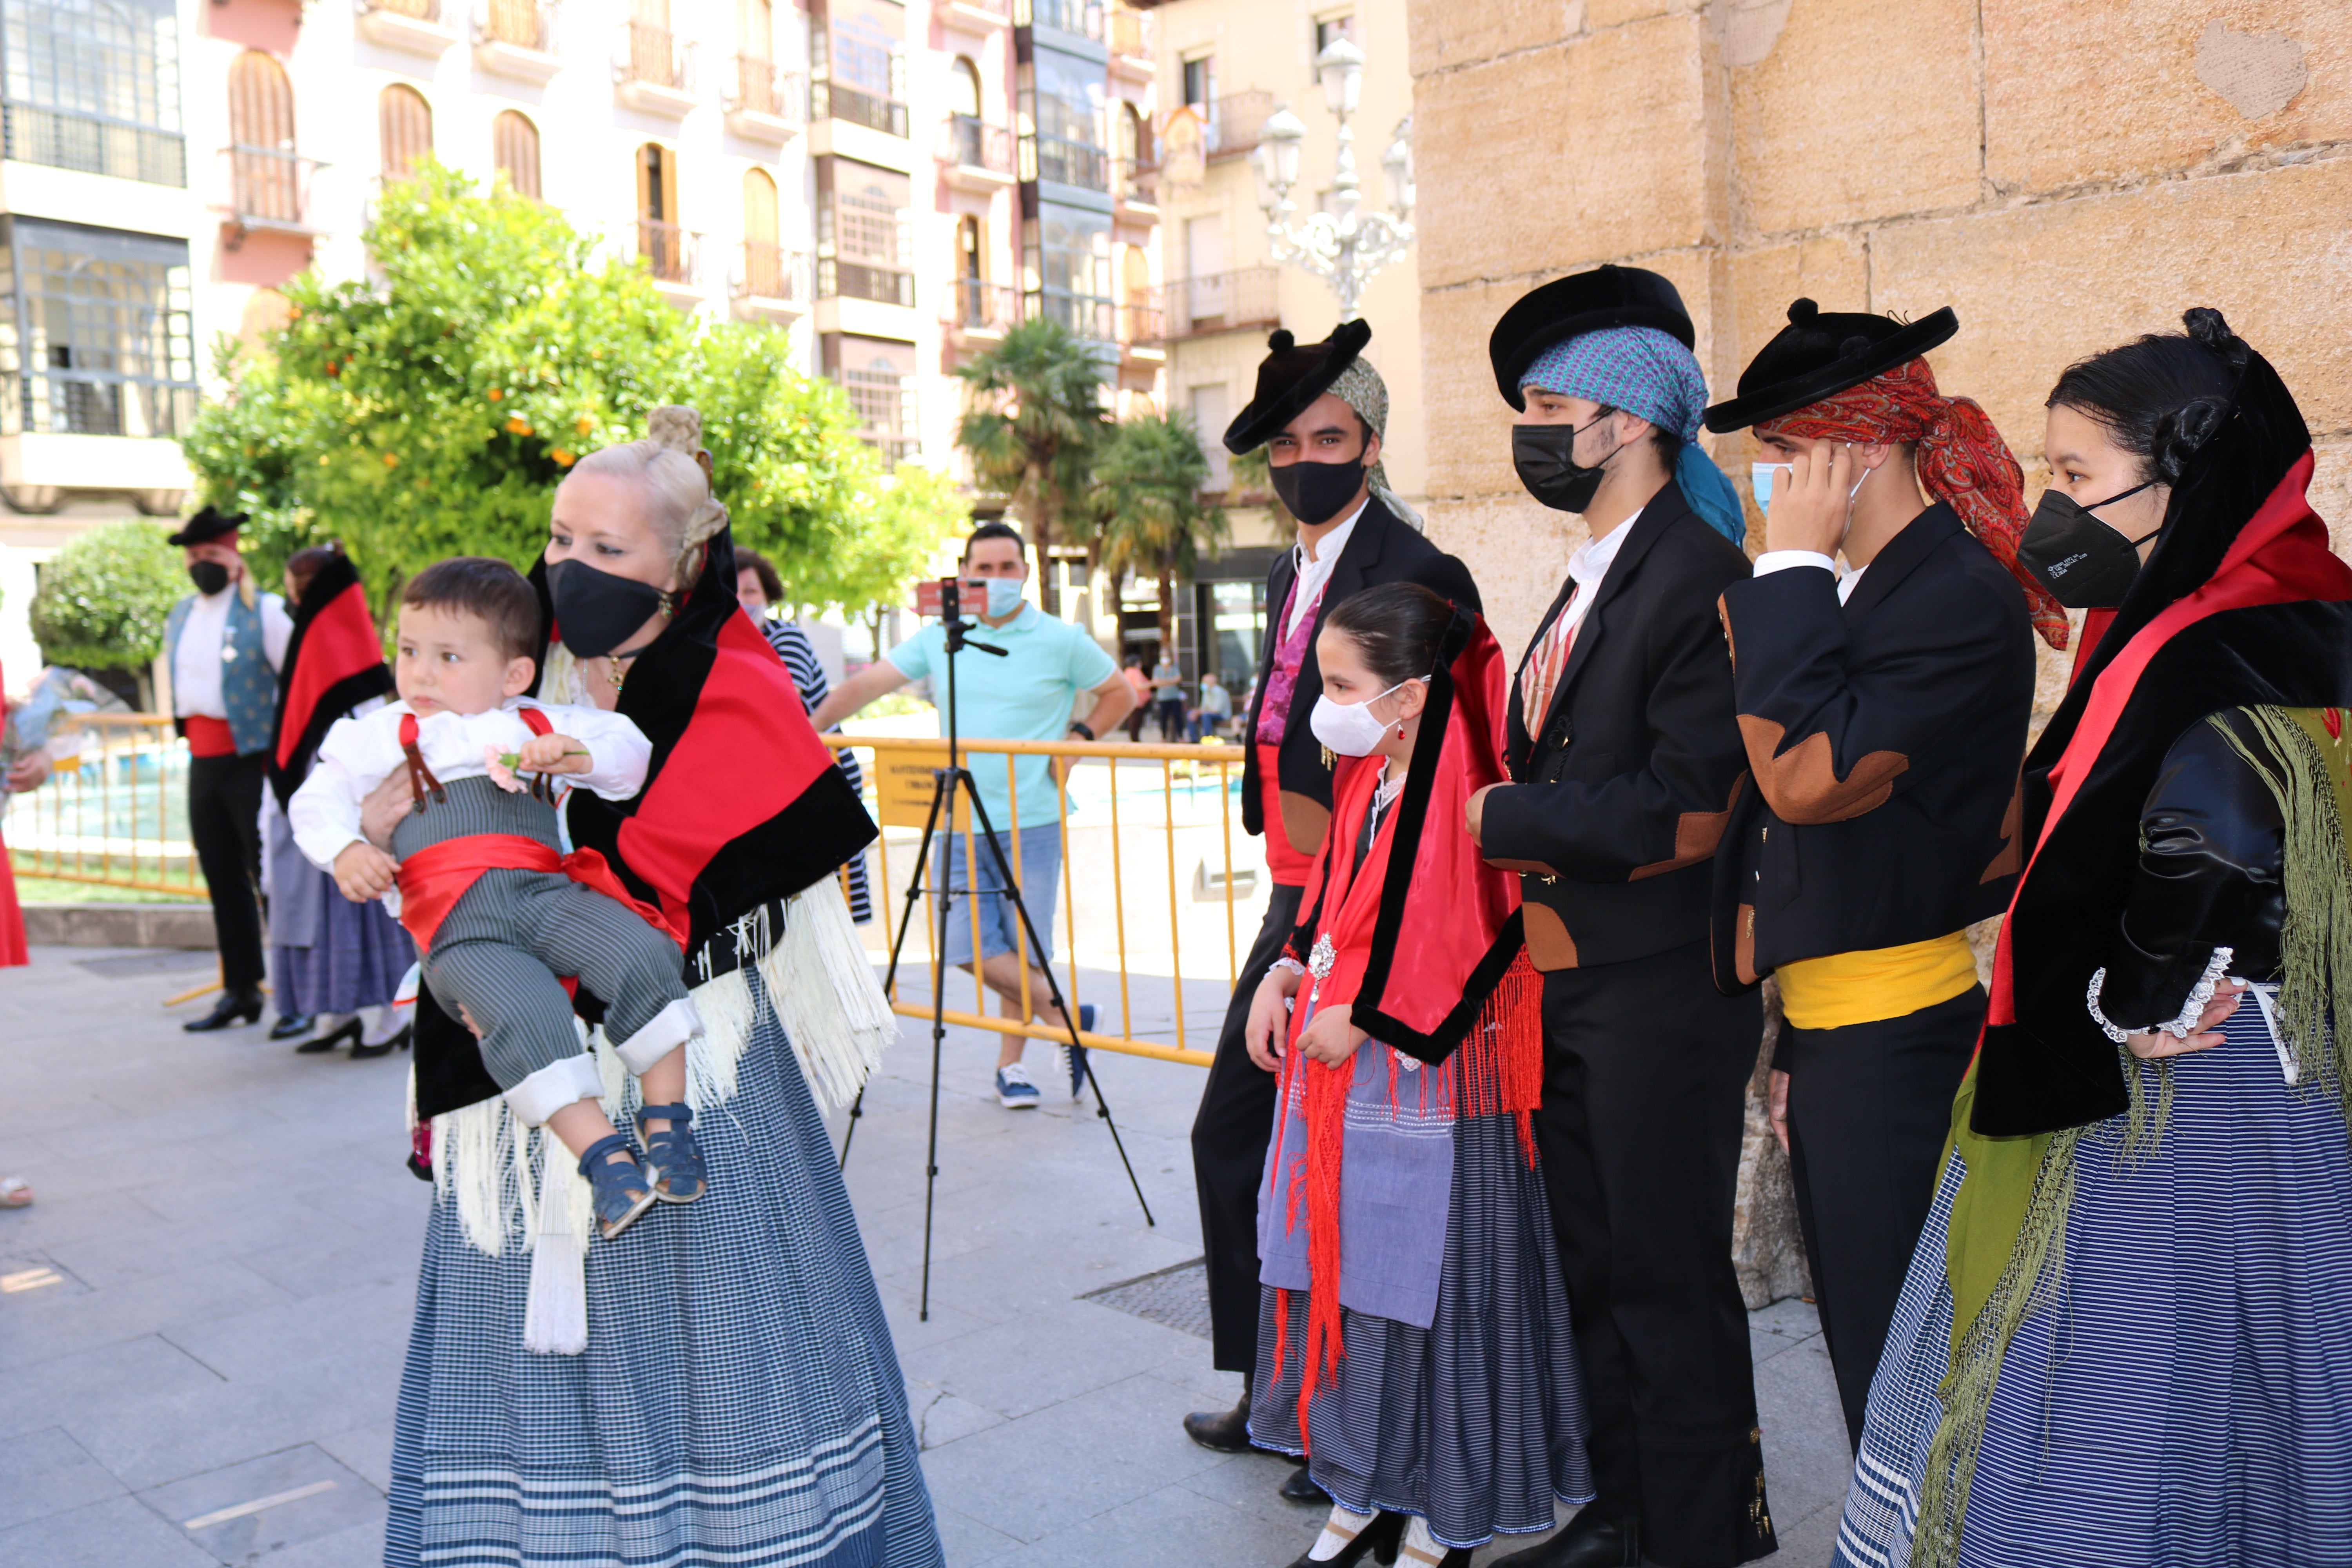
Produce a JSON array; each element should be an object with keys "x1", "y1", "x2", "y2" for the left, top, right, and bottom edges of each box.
[{"x1": 568, "y1": 404, "x2": 730, "y2": 588}]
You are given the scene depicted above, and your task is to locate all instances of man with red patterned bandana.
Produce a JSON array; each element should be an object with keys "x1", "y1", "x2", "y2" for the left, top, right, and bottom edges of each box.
[{"x1": 1702, "y1": 299, "x2": 2049, "y2": 1449}]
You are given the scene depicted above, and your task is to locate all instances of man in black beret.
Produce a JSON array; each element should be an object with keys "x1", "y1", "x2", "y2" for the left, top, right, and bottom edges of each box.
[
  {"x1": 1470, "y1": 265, "x2": 1770, "y2": 1568},
  {"x1": 1180, "y1": 321, "x2": 1481, "y2": 1503},
  {"x1": 1700, "y1": 301, "x2": 2046, "y2": 1449},
  {"x1": 164, "y1": 507, "x2": 296, "y2": 1034}
]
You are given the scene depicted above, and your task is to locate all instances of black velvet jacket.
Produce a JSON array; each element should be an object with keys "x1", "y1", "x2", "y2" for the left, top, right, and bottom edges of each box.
[
  {"x1": 1479, "y1": 477, "x2": 1753, "y2": 970},
  {"x1": 1973, "y1": 330, "x2": 2352, "y2": 1138},
  {"x1": 1238, "y1": 497, "x2": 1481, "y2": 859},
  {"x1": 2093, "y1": 710, "x2": 2283, "y2": 1032},
  {"x1": 1708, "y1": 503, "x2": 2036, "y2": 989}
]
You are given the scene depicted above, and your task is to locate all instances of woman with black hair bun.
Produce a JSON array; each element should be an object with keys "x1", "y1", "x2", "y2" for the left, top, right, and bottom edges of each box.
[{"x1": 1833, "y1": 314, "x2": 2352, "y2": 1568}]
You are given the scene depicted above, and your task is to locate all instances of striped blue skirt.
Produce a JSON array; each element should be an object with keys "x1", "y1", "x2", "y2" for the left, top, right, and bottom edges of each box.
[
  {"x1": 385, "y1": 971, "x2": 942, "y2": 1568},
  {"x1": 1250, "y1": 1112, "x2": 1593, "y2": 1550},
  {"x1": 1835, "y1": 999, "x2": 2352, "y2": 1567},
  {"x1": 275, "y1": 875, "x2": 414, "y2": 1017}
]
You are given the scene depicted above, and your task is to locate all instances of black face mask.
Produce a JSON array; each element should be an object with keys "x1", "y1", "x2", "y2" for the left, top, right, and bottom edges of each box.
[
  {"x1": 2016, "y1": 480, "x2": 2162, "y2": 610},
  {"x1": 547, "y1": 557, "x2": 666, "y2": 658},
  {"x1": 1512, "y1": 418, "x2": 1620, "y2": 514},
  {"x1": 187, "y1": 559, "x2": 231, "y2": 596},
  {"x1": 1269, "y1": 455, "x2": 1367, "y2": 528}
]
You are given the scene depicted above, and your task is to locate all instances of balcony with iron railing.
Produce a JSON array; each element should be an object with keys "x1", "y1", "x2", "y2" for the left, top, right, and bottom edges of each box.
[
  {"x1": 1018, "y1": 0, "x2": 1101, "y2": 40},
  {"x1": 811, "y1": 78, "x2": 909, "y2": 138},
  {"x1": 1151, "y1": 266, "x2": 1280, "y2": 341},
  {"x1": 1115, "y1": 155, "x2": 1157, "y2": 213},
  {"x1": 218, "y1": 144, "x2": 323, "y2": 240},
  {"x1": 1022, "y1": 131, "x2": 1107, "y2": 192},
  {"x1": 637, "y1": 220, "x2": 704, "y2": 301},
  {"x1": 614, "y1": 20, "x2": 697, "y2": 114},
  {"x1": 359, "y1": 0, "x2": 461, "y2": 56},
  {"x1": 727, "y1": 54, "x2": 804, "y2": 140},
  {"x1": 945, "y1": 278, "x2": 1018, "y2": 343},
  {"x1": 733, "y1": 241, "x2": 810, "y2": 323},
  {"x1": 1205, "y1": 91, "x2": 1273, "y2": 159},
  {"x1": 474, "y1": 0, "x2": 561, "y2": 78},
  {"x1": 1027, "y1": 288, "x2": 1115, "y2": 344},
  {"x1": 1118, "y1": 293, "x2": 1163, "y2": 353},
  {"x1": 819, "y1": 256, "x2": 915, "y2": 308},
  {"x1": 940, "y1": 114, "x2": 1014, "y2": 191}
]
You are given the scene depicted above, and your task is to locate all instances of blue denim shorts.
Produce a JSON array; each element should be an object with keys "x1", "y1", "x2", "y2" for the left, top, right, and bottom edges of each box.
[{"x1": 932, "y1": 822, "x2": 1064, "y2": 969}]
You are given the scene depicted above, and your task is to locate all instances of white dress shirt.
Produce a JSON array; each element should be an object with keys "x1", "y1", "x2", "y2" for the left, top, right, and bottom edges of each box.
[
  {"x1": 288, "y1": 696, "x2": 652, "y2": 873},
  {"x1": 1753, "y1": 550, "x2": 1866, "y2": 604},
  {"x1": 172, "y1": 584, "x2": 293, "y2": 718},
  {"x1": 1283, "y1": 499, "x2": 1371, "y2": 637}
]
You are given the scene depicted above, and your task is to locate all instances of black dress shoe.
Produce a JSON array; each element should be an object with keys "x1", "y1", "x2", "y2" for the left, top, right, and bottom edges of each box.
[
  {"x1": 1279, "y1": 1508, "x2": 1404, "y2": 1568},
  {"x1": 350, "y1": 1022, "x2": 413, "y2": 1060},
  {"x1": 296, "y1": 1016, "x2": 364, "y2": 1054},
  {"x1": 183, "y1": 989, "x2": 265, "y2": 1033},
  {"x1": 1486, "y1": 1510, "x2": 1640, "y2": 1568},
  {"x1": 270, "y1": 1012, "x2": 317, "y2": 1041},
  {"x1": 1182, "y1": 1387, "x2": 1255, "y2": 1453},
  {"x1": 1279, "y1": 1464, "x2": 1329, "y2": 1504}
]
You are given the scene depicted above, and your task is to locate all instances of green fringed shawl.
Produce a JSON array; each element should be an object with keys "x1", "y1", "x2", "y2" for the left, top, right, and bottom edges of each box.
[{"x1": 1906, "y1": 704, "x2": 2352, "y2": 1568}]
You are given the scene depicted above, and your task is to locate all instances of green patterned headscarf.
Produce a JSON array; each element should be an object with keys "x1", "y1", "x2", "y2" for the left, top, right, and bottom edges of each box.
[{"x1": 1327, "y1": 356, "x2": 1421, "y2": 530}]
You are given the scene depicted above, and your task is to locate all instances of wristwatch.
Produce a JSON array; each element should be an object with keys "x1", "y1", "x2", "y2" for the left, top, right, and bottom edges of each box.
[{"x1": 1067, "y1": 721, "x2": 1096, "y2": 741}]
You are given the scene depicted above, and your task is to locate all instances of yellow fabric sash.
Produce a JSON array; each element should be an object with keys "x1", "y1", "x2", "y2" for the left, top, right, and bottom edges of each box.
[{"x1": 1776, "y1": 929, "x2": 1979, "y2": 1031}]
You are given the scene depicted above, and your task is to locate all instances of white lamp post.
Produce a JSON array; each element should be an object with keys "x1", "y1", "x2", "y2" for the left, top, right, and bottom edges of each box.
[{"x1": 1254, "y1": 35, "x2": 1414, "y2": 322}]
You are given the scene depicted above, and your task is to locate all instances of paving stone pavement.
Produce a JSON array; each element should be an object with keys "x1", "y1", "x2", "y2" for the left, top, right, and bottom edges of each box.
[{"x1": 0, "y1": 941, "x2": 1853, "y2": 1566}]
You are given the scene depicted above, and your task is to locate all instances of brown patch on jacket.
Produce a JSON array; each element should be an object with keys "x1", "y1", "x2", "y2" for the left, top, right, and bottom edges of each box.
[
  {"x1": 1632, "y1": 774, "x2": 1748, "y2": 881},
  {"x1": 1279, "y1": 791, "x2": 1330, "y2": 856},
  {"x1": 1523, "y1": 904, "x2": 1580, "y2": 971},
  {"x1": 1980, "y1": 773, "x2": 2023, "y2": 884},
  {"x1": 1738, "y1": 716, "x2": 1908, "y2": 824}
]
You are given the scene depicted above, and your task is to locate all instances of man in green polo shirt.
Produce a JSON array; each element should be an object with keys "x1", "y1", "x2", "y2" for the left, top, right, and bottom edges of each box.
[{"x1": 811, "y1": 522, "x2": 1138, "y2": 1107}]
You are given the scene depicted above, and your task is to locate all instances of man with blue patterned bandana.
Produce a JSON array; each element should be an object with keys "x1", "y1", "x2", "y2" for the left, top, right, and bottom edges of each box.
[{"x1": 164, "y1": 507, "x2": 293, "y2": 1033}]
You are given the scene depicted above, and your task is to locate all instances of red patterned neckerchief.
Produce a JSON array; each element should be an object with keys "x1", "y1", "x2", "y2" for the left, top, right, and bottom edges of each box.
[{"x1": 1765, "y1": 356, "x2": 2068, "y2": 651}]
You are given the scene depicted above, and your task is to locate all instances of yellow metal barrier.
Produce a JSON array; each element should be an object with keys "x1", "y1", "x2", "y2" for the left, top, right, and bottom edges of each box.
[
  {"x1": 4, "y1": 713, "x2": 206, "y2": 897},
  {"x1": 828, "y1": 733, "x2": 1254, "y2": 1070},
  {"x1": 5, "y1": 716, "x2": 1262, "y2": 1071}
]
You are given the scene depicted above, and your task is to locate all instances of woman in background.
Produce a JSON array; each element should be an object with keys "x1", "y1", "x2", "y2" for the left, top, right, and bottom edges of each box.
[
  {"x1": 735, "y1": 546, "x2": 871, "y2": 924},
  {"x1": 261, "y1": 543, "x2": 416, "y2": 1055}
]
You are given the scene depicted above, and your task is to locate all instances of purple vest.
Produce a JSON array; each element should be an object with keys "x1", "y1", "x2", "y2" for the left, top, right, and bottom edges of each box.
[{"x1": 1255, "y1": 577, "x2": 1321, "y2": 746}]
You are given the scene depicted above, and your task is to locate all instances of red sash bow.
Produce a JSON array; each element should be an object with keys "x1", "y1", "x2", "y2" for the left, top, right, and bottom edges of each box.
[{"x1": 394, "y1": 834, "x2": 686, "y2": 956}]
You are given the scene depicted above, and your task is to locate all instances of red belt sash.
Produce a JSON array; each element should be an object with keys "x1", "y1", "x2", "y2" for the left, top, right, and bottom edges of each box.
[
  {"x1": 395, "y1": 834, "x2": 686, "y2": 955},
  {"x1": 1257, "y1": 741, "x2": 1315, "y2": 887},
  {"x1": 183, "y1": 715, "x2": 237, "y2": 757}
]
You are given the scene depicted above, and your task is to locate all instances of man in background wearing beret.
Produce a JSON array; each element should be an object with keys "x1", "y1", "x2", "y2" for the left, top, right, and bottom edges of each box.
[
  {"x1": 165, "y1": 508, "x2": 294, "y2": 1034},
  {"x1": 1180, "y1": 322, "x2": 1481, "y2": 1507}
]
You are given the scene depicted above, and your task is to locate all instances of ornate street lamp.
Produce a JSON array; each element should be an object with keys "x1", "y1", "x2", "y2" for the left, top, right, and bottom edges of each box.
[{"x1": 1254, "y1": 35, "x2": 1415, "y2": 322}]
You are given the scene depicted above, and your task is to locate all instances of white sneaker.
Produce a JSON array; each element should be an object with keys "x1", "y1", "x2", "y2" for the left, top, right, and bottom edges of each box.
[{"x1": 995, "y1": 1062, "x2": 1041, "y2": 1109}]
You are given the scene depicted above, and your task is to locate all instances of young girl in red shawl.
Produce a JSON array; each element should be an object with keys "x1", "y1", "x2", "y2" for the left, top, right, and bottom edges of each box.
[{"x1": 1245, "y1": 582, "x2": 1593, "y2": 1568}]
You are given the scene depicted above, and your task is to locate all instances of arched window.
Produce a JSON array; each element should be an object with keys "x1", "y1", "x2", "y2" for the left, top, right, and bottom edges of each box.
[
  {"x1": 227, "y1": 51, "x2": 296, "y2": 222},
  {"x1": 378, "y1": 84, "x2": 431, "y2": 181},
  {"x1": 956, "y1": 215, "x2": 982, "y2": 281},
  {"x1": 950, "y1": 56, "x2": 982, "y2": 120},
  {"x1": 637, "y1": 143, "x2": 682, "y2": 279},
  {"x1": 493, "y1": 109, "x2": 540, "y2": 200},
  {"x1": 742, "y1": 167, "x2": 782, "y2": 296}
]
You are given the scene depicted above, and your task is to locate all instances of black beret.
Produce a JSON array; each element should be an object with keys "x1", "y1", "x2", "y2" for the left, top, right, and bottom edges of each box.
[
  {"x1": 165, "y1": 506, "x2": 249, "y2": 547},
  {"x1": 1223, "y1": 318, "x2": 1374, "y2": 455},
  {"x1": 1702, "y1": 298, "x2": 1959, "y2": 433},
  {"x1": 1488, "y1": 265, "x2": 1696, "y2": 411}
]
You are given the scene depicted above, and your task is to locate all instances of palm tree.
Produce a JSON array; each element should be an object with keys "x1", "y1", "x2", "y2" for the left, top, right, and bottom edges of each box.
[
  {"x1": 1093, "y1": 410, "x2": 1230, "y2": 657},
  {"x1": 953, "y1": 316, "x2": 1109, "y2": 616}
]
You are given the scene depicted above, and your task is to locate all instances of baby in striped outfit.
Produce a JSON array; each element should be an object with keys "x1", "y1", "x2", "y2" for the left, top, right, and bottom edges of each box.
[{"x1": 289, "y1": 556, "x2": 705, "y2": 1240}]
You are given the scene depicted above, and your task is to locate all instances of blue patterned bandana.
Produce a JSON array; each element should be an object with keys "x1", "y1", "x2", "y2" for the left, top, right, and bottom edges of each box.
[{"x1": 1519, "y1": 326, "x2": 1745, "y2": 545}]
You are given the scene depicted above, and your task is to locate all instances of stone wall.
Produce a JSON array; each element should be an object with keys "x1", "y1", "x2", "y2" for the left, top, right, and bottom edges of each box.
[{"x1": 1405, "y1": 0, "x2": 2350, "y2": 1306}]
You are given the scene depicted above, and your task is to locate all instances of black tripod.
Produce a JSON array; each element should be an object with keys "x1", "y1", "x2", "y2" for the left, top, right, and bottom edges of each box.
[{"x1": 838, "y1": 580, "x2": 1153, "y2": 1320}]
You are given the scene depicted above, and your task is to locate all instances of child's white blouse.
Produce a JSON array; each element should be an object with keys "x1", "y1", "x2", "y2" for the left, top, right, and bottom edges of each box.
[{"x1": 287, "y1": 697, "x2": 650, "y2": 873}]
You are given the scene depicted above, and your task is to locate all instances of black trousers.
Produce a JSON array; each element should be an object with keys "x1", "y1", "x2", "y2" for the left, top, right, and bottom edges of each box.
[
  {"x1": 1783, "y1": 983, "x2": 1982, "y2": 1448},
  {"x1": 1537, "y1": 940, "x2": 1773, "y2": 1568},
  {"x1": 1189, "y1": 879, "x2": 1305, "y2": 1376},
  {"x1": 189, "y1": 751, "x2": 268, "y2": 991}
]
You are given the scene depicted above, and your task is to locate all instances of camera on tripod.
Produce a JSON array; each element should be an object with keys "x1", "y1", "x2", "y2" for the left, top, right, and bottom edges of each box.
[{"x1": 913, "y1": 577, "x2": 982, "y2": 621}]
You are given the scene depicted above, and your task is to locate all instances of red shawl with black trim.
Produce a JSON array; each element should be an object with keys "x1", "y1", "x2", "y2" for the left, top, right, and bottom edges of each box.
[{"x1": 268, "y1": 552, "x2": 395, "y2": 808}]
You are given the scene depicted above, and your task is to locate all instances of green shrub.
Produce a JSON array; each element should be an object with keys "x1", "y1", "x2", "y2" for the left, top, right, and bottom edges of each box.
[{"x1": 29, "y1": 519, "x2": 185, "y2": 670}]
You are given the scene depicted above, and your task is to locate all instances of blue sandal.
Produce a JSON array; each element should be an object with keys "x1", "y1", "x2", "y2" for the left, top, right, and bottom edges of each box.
[
  {"x1": 637, "y1": 1103, "x2": 708, "y2": 1204},
  {"x1": 578, "y1": 1132, "x2": 659, "y2": 1240}
]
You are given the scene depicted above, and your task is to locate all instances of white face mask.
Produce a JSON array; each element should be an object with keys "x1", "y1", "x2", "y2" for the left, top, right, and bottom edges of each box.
[
  {"x1": 1308, "y1": 679, "x2": 1414, "y2": 758},
  {"x1": 1750, "y1": 453, "x2": 1870, "y2": 516}
]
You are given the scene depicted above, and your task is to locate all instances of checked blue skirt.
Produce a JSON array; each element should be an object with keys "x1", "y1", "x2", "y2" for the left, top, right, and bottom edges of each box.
[
  {"x1": 1835, "y1": 999, "x2": 2352, "y2": 1568},
  {"x1": 385, "y1": 969, "x2": 942, "y2": 1568}
]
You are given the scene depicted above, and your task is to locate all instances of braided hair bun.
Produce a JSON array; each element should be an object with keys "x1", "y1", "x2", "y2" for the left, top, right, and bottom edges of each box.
[{"x1": 571, "y1": 403, "x2": 730, "y2": 588}]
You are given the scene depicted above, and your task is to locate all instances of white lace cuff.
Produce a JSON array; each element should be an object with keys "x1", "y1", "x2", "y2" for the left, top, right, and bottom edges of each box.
[
  {"x1": 1270, "y1": 956, "x2": 1307, "y2": 979},
  {"x1": 2087, "y1": 946, "x2": 2234, "y2": 1043}
]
